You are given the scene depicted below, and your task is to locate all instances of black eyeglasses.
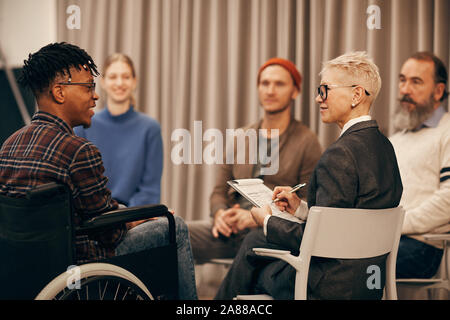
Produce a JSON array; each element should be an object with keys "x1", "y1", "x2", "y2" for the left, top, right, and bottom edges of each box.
[
  {"x1": 318, "y1": 84, "x2": 370, "y2": 101},
  {"x1": 58, "y1": 78, "x2": 96, "y2": 93}
]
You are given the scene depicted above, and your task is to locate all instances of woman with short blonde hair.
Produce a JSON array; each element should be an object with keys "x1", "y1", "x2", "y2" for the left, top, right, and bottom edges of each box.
[
  {"x1": 320, "y1": 51, "x2": 381, "y2": 102},
  {"x1": 316, "y1": 51, "x2": 380, "y2": 129},
  {"x1": 216, "y1": 51, "x2": 402, "y2": 300}
]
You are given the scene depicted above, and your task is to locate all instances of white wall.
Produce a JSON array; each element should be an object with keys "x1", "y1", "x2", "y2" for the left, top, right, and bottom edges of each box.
[{"x1": 0, "y1": 0, "x2": 57, "y2": 68}]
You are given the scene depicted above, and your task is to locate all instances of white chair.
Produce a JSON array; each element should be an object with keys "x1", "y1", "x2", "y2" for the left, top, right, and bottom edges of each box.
[
  {"x1": 396, "y1": 233, "x2": 450, "y2": 299},
  {"x1": 235, "y1": 206, "x2": 405, "y2": 300}
]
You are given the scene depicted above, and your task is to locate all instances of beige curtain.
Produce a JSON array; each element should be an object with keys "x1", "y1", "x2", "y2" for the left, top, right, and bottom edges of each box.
[{"x1": 57, "y1": 0, "x2": 449, "y2": 221}]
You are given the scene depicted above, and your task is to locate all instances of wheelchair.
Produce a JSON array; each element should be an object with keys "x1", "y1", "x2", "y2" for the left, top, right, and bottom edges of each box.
[{"x1": 0, "y1": 183, "x2": 178, "y2": 300}]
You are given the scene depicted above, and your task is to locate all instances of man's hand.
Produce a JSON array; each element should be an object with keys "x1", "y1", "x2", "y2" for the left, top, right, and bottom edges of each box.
[
  {"x1": 126, "y1": 208, "x2": 175, "y2": 230},
  {"x1": 223, "y1": 205, "x2": 257, "y2": 234},
  {"x1": 126, "y1": 218, "x2": 156, "y2": 230},
  {"x1": 250, "y1": 205, "x2": 272, "y2": 227},
  {"x1": 212, "y1": 204, "x2": 257, "y2": 238},
  {"x1": 212, "y1": 208, "x2": 233, "y2": 238},
  {"x1": 273, "y1": 186, "x2": 301, "y2": 215}
]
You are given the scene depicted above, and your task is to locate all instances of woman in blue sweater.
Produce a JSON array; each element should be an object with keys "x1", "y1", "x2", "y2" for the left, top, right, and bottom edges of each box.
[
  {"x1": 75, "y1": 53, "x2": 162, "y2": 207},
  {"x1": 75, "y1": 54, "x2": 197, "y2": 299}
]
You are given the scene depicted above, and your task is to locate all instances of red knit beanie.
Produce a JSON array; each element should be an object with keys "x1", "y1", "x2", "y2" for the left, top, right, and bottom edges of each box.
[{"x1": 257, "y1": 57, "x2": 302, "y2": 91}]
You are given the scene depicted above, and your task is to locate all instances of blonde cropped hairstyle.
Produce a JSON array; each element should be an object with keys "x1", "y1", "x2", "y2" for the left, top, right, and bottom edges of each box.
[{"x1": 320, "y1": 51, "x2": 382, "y2": 103}]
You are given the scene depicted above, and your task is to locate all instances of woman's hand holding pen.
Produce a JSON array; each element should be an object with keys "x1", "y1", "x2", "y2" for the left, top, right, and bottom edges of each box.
[{"x1": 272, "y1": 186, "x2": 301, "y2": 215}]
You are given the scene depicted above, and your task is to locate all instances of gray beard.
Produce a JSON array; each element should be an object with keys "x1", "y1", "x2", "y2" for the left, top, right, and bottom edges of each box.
[{"x1": 393, "y1": 95, "x2": 435, "y2": 132}]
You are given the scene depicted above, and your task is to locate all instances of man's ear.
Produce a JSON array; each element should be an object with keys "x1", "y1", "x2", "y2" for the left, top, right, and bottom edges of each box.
[
  {"x1": 50, "y1": 84, "x2": 65, "y2": 104},
  {"x1": 291, "y1": 86, "x2": 300, "y2": 100},
  {"x1": 434, "y1": 82, "x2": 445, "y2": 103}
]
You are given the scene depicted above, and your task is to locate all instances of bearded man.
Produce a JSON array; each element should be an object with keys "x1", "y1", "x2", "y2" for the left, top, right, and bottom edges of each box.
[{"x1": 390, "y1": 52, "x2": 450, "y2": 279}]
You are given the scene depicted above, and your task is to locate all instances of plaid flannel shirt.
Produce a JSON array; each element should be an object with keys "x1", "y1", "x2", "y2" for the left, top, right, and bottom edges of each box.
[{"x1": 0, "y1": 111, "x2": 127, "y2": 264}]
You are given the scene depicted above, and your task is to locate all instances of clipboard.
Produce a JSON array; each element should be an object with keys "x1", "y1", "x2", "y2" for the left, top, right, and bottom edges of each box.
[{"x1": 227, "y1": 178, "x2": 305, "y2": 224}]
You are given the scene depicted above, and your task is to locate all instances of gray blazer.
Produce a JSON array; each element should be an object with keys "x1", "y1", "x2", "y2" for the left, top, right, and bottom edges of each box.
[{"x1": 266, "y1": 120, "x2": 403, "y2": 299}]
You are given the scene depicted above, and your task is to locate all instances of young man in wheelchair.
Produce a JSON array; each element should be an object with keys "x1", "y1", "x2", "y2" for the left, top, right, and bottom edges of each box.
[{"x1": 0, "y1": 42, "x2": 197, "y2": 300}]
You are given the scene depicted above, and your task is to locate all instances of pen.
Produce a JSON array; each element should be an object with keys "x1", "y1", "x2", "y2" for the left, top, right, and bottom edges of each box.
[{"x1": 272, "y1": 183, "x2": 307, "y2": 203}]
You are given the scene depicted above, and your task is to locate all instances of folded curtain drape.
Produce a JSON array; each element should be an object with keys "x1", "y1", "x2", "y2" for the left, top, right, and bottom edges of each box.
[{"x1": 57, "y1": 0, "x2": 449, "y2": 221}]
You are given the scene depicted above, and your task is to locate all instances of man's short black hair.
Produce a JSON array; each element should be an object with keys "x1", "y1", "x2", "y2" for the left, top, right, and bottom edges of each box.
[
  {"x1": 409, "y1": 51, "x2": 448, "y2": 102},
  {"x1": 18, "y1": 42, "x2": 99, "y2": 97}
]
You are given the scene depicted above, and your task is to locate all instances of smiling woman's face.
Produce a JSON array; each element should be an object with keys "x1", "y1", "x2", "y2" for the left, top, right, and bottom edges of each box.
[{"x1": 102, "y1": 60, "x2": 137, "y2": 105}]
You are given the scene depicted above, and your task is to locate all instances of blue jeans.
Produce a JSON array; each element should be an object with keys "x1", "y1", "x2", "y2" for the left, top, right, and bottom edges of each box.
[
  {"x1": 115, "y1": 215, "x2": 198, "y2": 299},
  {"x1": 396, "y1": 235, "x2": 443, "y2": 279}
]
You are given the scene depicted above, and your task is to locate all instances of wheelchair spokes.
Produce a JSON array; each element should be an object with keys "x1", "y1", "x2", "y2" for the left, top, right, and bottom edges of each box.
[{"x1": 54, "y1": 276, "x2": 151, "y2": 300}]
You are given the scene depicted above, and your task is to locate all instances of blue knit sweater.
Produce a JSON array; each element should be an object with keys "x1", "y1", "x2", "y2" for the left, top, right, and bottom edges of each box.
[{"x1": 74, "y1": 106, "x2": 163, "y2": 206}]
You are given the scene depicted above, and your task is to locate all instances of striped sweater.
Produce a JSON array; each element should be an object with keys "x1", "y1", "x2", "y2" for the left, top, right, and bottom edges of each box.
[{"x1": 390, "y1": 111, "x2": 450, "y2": 248}]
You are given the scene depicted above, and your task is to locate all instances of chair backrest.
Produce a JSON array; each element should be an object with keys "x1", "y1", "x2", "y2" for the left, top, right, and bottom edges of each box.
[
  {"x1": 295, "y1": 206, "x2": 405, "y2": 299},
  {"x1": 0, "y1": 183, "x2": 75, "y2": 299},
  {"x1": 300, "y1": 206, "x2": 404, "y2": 259}
]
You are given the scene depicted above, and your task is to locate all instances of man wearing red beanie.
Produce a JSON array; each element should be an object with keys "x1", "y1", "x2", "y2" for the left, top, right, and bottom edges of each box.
[
  {"x1": 187, "y1": 58, "x2": 321, "y2": 276},
  {"x1": 257, "y1": 58, "x2": 302, "y2": 92}
]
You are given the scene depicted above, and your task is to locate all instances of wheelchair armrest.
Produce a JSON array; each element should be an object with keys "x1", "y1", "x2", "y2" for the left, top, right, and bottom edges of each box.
[
  {"x1": 26, "y1": 182, "x2": 68, "y2": 199},
  {"x1": 77, "y1": 204, "x2": 171, "y2": 233}
]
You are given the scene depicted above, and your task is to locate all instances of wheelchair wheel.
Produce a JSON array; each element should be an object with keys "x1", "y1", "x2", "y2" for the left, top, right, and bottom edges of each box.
[{"x1": 35, "y1": 263, "x2": 154, "y2": 300}]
